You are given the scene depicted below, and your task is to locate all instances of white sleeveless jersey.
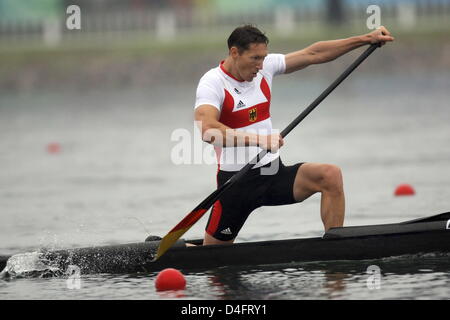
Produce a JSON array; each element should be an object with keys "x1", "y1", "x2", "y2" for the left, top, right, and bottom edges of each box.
[{"x1": 194, "y1": 53, "x2": 286, "y2": 172}]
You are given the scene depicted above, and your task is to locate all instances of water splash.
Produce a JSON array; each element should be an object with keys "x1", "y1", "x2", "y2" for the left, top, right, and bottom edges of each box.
[{"x1": 0, "y1": 251, "x2": 62, "y2": 279}]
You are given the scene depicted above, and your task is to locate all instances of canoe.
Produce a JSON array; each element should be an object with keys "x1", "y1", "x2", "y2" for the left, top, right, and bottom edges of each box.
[{"x1": 1, "y1": 212, "x2": 449, "y2": 277}]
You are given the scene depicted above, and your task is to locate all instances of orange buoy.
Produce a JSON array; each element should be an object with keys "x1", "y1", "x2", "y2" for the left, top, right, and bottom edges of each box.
[
  {"x1": 155, "y1": 268, "x2": 186, "y2": 291},
  {"x1": 394, "y1": 184, "x2": 415, "y2": 196}
]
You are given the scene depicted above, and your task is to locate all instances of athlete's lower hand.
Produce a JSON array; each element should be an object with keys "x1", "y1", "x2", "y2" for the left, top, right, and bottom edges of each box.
[{"x1": 258, "y1": 133, "x2": 284, "y2": 153}]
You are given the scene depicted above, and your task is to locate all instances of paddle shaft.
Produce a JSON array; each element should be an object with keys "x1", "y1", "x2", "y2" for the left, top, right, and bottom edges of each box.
[{"x1": 153, "y1": 43, "x2": 380, "y2": 261}]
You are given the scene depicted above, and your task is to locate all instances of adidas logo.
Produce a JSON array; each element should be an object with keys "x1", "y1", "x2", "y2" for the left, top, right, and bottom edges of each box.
[
  {"x1": 220, "y1": 228, "x2": 232, "y2": 235},
  {"x1": 236, "y1": 100, "x2": 246, "y2": 109},
  {"x1": 234, "y1": 88, "x2": 241, "y2": 94}
]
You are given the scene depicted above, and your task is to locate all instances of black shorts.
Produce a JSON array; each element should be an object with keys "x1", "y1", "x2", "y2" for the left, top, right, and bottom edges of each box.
[{"x1": 205, "y1": 158, "x2": 304, "y2": 241}]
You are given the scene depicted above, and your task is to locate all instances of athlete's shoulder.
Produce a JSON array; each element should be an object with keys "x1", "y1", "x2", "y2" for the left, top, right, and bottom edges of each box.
[
  {"x1": 198, "y1": 66, "x2": 223, "y2": 87},
  {"x1": 195, "y1": 66, "x2": 224, "y2": 110}
]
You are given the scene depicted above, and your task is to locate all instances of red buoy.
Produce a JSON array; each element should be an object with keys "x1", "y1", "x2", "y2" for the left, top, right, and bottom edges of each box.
[
  {"x1": 155, "y1": 268, "x2": 186, "y2": 291},
  {"x1": 394, "y1": 184, "x2": 415, "y2": 196},
  {"x1": 47, "y1": 142, "x2": 61, "y2": 154}
]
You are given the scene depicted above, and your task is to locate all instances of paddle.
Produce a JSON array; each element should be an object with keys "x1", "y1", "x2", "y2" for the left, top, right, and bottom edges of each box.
[{"x1": 152, "y1": 43, "x2": 381, "y2": 261}]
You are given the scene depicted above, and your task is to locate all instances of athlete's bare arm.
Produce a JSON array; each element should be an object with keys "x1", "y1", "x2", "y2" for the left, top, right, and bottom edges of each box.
[
  {"x1": 284, "y1": 26, "x2": 394, "y2": 73},
  {"x1": 195, "y1": 104, "x2": 283, "y2": 152}
]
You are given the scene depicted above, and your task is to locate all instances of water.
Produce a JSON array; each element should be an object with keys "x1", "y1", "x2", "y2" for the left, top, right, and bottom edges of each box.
[
  {"x1": 0, "y1": 71, "x2": 449, "y2": 299},
  {"x1": 1, "y1": 254, "x2": 449, "y2": 300}
]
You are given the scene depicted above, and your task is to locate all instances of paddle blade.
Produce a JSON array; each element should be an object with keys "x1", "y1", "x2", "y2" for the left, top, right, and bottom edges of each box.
[{"x1": 152, "y1": 208, "x2": 208, "y2": 261}]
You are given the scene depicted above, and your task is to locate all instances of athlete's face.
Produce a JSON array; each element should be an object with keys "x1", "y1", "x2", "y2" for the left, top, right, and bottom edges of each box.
[{"x1": 232, "y1": 43, "x2": 268, "y2": 82}]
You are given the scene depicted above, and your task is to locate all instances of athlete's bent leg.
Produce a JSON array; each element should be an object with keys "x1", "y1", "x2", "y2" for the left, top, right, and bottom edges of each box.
[{"x1": 292, "y1": 163, "x2": 345, "y2": 232}]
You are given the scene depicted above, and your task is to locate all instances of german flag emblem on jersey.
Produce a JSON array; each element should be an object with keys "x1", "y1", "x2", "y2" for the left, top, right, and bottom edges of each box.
[{"x1": 249, "y1": 108, "x2": 257, "y2": 122}]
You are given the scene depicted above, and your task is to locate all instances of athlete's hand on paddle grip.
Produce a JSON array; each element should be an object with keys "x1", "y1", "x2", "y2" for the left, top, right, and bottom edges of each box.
[
  {"x1": 258, "y1": 133, "x2": 284, "y2": 153},
  {"x1": 367, "y1": 26, "x2": 394, "y2": 46}
]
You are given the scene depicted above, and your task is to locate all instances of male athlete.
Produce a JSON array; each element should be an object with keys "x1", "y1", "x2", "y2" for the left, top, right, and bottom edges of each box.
[{"x1": 194, "y1": 25, "x2": 394, "y2": 245}]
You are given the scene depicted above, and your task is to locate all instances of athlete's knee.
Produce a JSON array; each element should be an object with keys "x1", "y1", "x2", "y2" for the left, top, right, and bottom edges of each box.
[{"x1": 318, "y1": 164, "x2": 343, "y2": 192}]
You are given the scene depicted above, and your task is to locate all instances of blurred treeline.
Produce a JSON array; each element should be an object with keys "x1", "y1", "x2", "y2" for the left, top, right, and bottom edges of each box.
[{"x1": 0, "y1": 0, "x2": 449, "y2": 92}]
